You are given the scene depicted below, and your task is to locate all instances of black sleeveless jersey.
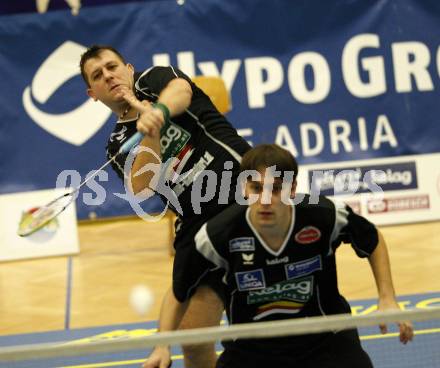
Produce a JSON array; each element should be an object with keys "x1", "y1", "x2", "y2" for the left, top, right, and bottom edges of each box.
[
  {"x1": 195, "y1": 195, "x2": 378, "y2": 353},
  {"x1": 106, "y1": 66, "x2": 251, "y2": 218}
]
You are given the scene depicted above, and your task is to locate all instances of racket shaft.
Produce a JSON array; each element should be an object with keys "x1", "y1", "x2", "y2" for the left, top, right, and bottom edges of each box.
[
  {"x1": 18, "y1": 132, "x2": 144, "y2": 237},
  {"x1": 119, "y1": 132, "x2": 144, "y2": 154}
]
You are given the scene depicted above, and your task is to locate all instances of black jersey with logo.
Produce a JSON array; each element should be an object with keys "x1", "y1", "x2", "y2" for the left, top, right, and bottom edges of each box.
[
  {"x1": 106, "y1": 66, "x2": 251, "y2": 219},
  {"x1": 195, "y1": 195, "x2": 378, "y2": 358}
]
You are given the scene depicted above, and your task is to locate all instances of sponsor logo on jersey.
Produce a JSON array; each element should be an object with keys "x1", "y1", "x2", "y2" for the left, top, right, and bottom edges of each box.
[
  {"x1": 367, "y1": 195, "x2": 430, "y2": 214},
  {"x1": 173, "y1": 151, "x2": 213, "y2": 197},
  {"x1": 229, "y1": 237, "x2": 255, "y2": 252},
  {"x1": 247, "y1": 276, "x2": 313, "y2": 304},
  {"x1": 253, "y1": 300, "x2": 304, "y2": 321},
  {"x1": 242, "y1": 253, "x2": 254, "y2": 265},
  {"x1": 160, "y1": 121, "x2": 191, "y2": 162},
  {"x1": 285, "y1": 256, "x2": 322, "y2": 279},
  {"x1": 266, "y1": 256, "x2": 289, "y2": 265},
  {"x1": 22, "y1": 41, "x2": 111, "y2": 146},
  {"x1": 294, "y1": 226, "x2": 321, "y2": 244},
  {"x1": 109, "y1": 126, "x2": 128, "y2": 144},
  {"x1": 235, "y1": 270, "x2": 266, "y2": 291}
]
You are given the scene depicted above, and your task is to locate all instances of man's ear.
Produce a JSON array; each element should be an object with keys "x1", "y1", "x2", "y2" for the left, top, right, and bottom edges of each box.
[
  {"x1": 87, "y1": 88, "x2": 97, "y2": 101},
  {"x1": 241, "y1": 180, "x2": 247, "y2": 199},
  {"x1": 291, "y1": 180, "x2": 297, "y2": 198},
  {"x1": 127, "y1": 63, "x2": 135, "y2": 75}
]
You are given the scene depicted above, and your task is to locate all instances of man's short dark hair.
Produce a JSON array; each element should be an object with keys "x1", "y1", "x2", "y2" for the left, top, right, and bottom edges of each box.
[
  {"x1": 240, "y1": 144, "x2": 298, "y2": 181},
  {"x1": 79, "y1": 45, "x2": 127, "y2": 87}
]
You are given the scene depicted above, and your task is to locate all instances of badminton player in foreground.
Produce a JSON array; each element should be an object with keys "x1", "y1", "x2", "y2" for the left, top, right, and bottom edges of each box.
[
  {"x1": 145, "y1": 144, "x2": 414, "y2": 368},
  {"x1": 80, "y1": 45, "x2": 251, "y2": 368}
]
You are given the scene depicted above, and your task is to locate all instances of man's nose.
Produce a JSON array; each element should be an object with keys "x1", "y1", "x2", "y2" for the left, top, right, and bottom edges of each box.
[
  {"x1": 260, "y1": 189, "x2": 272, "y2": 205},
  {"x1": 102, "y1": 68, "x2": 113, "y2": 80}
]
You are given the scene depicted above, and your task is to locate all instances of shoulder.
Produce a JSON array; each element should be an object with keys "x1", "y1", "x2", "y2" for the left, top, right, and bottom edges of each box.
[
  {"x1": 205, "y1": 203, "x2": 247, "y2": 238},
  {"x1": 295, "y1": 194, "x2": 337, "y2": 214},
  {"x1": 133, "y1": 68, "x2": 155, "y2": 100},
  {"x1": 134, "y1": 66, "x2": 192, "y2": 97},
  {"x1": 195, "y1": 204, "x2": 247, "y2": 261},
  {"x1": 195, "y1": 203, "x2": 246, "y2": 235},
  {"x1": 134, "y1": 66, "x2": 169, "y2": 79},
  {"x1": 295, "y1": 194, "x2": 369, "y2": 224},
  {"x1": 136, "y1": 66, "x2": 189, "y2": 83},
  {"x1": 294, "y1": 194, "x2": 348, "y2": 234}
]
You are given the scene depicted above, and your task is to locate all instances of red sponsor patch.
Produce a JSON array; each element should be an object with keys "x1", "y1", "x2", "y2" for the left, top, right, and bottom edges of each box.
[
  {"x1": 294, "y1": 226, "x2": 321, "y2": 244},
  {"x1": 367, "y1": 195, "x2": 430, "y2": 214}
]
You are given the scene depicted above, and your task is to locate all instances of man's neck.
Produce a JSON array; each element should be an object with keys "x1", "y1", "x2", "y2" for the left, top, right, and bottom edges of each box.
[
  {"x1": 253, "y1": 212, "x2": 292, "y2": 252},
  {"x1": 117, "y1": 104, "x2": 137, "y2": 121},
  {"x1": 260, "y1": 226, "x2": 289, "y2": 252}
]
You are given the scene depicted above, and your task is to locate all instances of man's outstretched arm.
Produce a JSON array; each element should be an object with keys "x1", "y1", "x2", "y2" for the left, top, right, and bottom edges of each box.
[
  {"x1": 143, "y1": 287, "x2": 189, "y2": 368},
  {"x1": 368, "y1": 230, "x2": 414, "y2": 344},
  {"x1": 121, "y1": 77, "x2": 192, "y2": 195}
]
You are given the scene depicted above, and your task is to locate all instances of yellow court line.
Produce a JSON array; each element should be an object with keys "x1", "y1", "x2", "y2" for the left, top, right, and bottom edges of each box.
[
  {"x1": 57, "y1": 352, "x2": 225, "y2": 368},
  {"x1": 57, "y1": 327, "x2": 439, "y2": 368},
  {"x1": 57, "y1": 353, "x2": 183, "y2": 368},
  {"x1": 58, "y1": 359, "x2": 145, "y2": 368}
]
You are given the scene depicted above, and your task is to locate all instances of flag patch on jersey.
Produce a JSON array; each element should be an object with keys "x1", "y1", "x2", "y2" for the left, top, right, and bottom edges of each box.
[
  {"x1": 235, "y1": 269, "x2": 266, "y2": 291},
  {"x1": 294, "y1": 226, "x2": 321, "y2": 244},
  {"x1": 229, "y1": 237, "x2": 255, "y2": 252},
  {"x1": 285, "y1": 256, "x2": 322, "y2": 279},
  {"x1": 253, "y1": 300, "x2": 304, "y2": 321}
]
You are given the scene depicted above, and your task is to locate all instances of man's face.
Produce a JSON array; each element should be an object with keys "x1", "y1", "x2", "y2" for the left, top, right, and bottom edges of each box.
[
  {"x1": 84, "y1": 49, "x2": 134, "y2": 109},
  {"x1": 245, "y1": 169, "x2": 296, "y2": 229}
]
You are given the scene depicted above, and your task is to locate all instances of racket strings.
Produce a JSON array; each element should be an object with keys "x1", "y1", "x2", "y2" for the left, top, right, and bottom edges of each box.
[{"x1": 18, "y1": 193, "x2": 74, "y2": 236}]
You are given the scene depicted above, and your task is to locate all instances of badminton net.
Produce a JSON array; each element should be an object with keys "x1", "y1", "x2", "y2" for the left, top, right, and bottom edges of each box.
[{"x1": 0, "y1": 307, "x2": 439, "y2": 368}]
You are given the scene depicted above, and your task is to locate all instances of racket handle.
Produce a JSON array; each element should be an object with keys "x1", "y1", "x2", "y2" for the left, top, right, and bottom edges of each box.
[{"x1": 119, "y1": 132, "x2": 144, "y2": 154}]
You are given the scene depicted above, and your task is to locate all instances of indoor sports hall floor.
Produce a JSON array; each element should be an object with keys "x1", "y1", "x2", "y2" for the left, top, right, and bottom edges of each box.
[{"x1": 0, "y1": 217, "x2": 439, "y2": 367}]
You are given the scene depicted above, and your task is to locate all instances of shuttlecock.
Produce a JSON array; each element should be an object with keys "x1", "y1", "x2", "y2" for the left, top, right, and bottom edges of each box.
[{"x1": 129, "y1": 284, "x2": 154, "y2": 316}]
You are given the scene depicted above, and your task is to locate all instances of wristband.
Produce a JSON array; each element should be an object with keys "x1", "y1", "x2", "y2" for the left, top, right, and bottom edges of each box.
[{"x1": 152, "y1": 102, "x2": 170, "y2": 122}]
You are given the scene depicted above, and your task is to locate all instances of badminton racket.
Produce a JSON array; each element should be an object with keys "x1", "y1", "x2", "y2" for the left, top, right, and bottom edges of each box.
[{"x1": 17, "y1": 132, "x2": 144, "y2": 237}]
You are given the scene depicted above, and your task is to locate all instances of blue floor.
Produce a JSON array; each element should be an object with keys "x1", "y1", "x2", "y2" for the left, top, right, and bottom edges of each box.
[{"x1": 0, "y1": 292, "x2": 439, "y2": 368}]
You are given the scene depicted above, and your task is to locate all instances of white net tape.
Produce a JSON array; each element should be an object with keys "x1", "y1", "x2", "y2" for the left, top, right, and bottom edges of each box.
[{"x1": 0, "y1": 307, "x2": 439, "y2": 362}]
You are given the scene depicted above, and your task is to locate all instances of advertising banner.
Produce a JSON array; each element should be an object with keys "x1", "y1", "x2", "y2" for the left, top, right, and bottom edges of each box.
[
  {"x1": 0, "y1": 0, "x2": 439, "y2": 223},
  {"x1": 296, "y1": 152, "x2": 440, "y2": 225}
]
